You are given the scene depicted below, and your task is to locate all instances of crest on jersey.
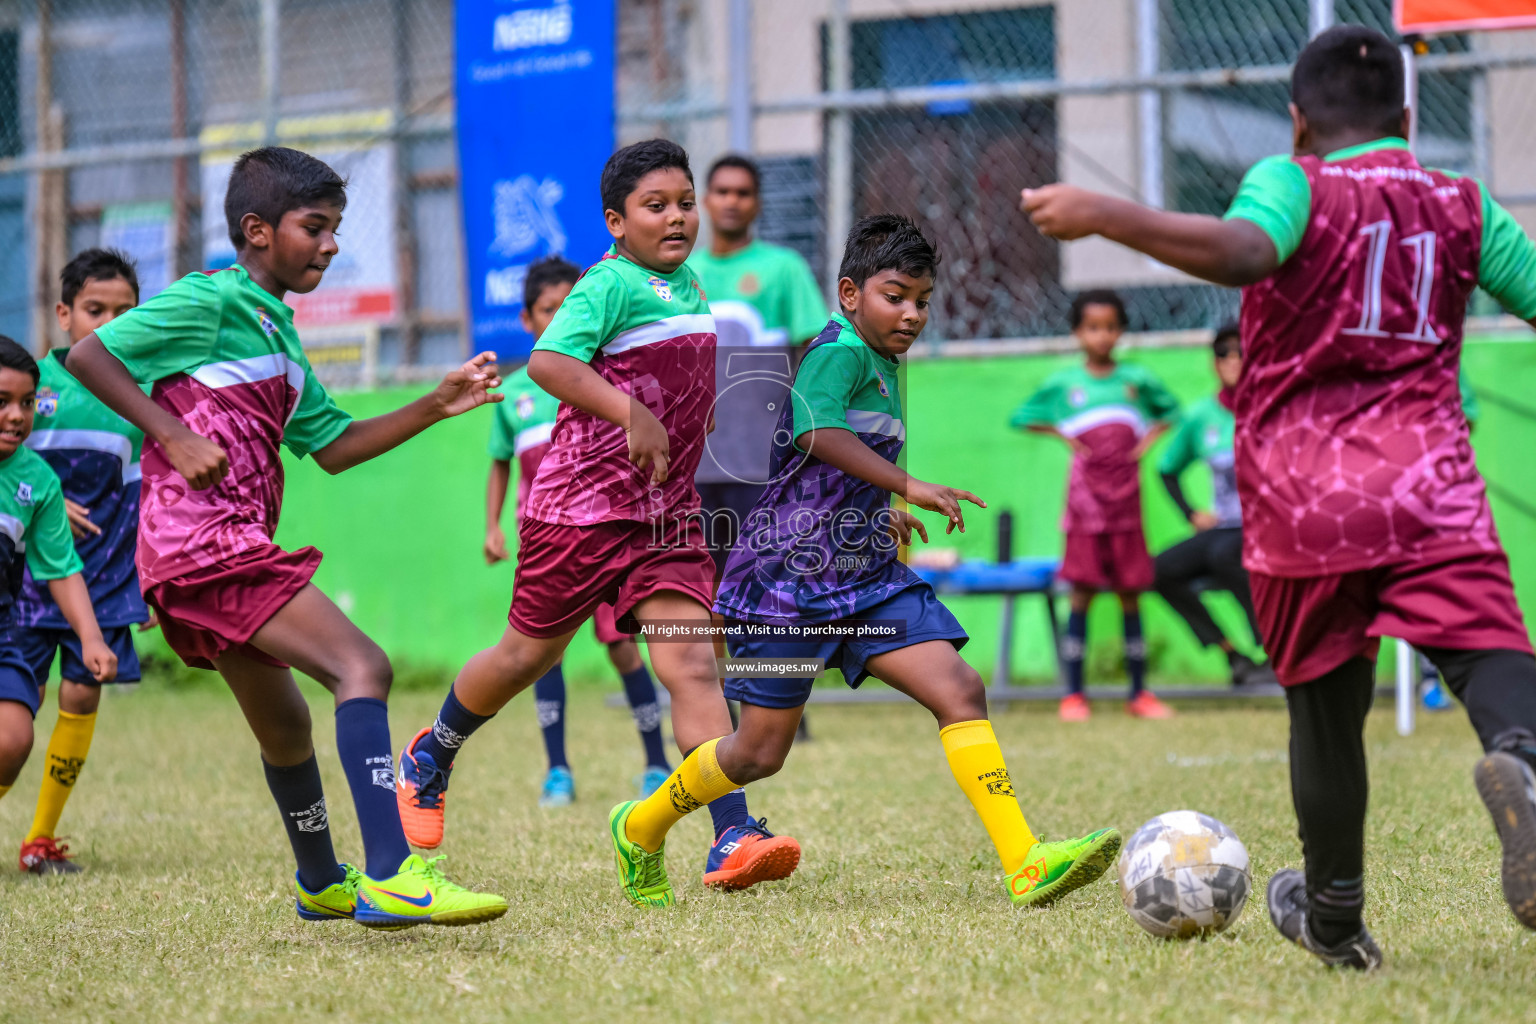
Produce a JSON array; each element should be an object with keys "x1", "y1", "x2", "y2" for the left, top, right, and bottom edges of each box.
[
  {"x1": 1068, "y1": 386, "x2": 1087, "y2": 408},
  {"x1": 1205, "y1": 426, "x2": 1220, "y2": 450},
  {"x1": 737, "y1": 272, "x2": 761, "y2": 297},
  {"x1": 255, "y1": 307, "x2": 277, "y2": 338},
  {"x1": 515, "y1": 392, "x2": 536, "y2": 420},
  {"x1": 1125, "y1": 383, "x2": 1139, "y2": 400},
  {"x1": 36, "y1": 387, "x2": 57, "y2": 418},
  {"x1": 648, "y1": 276, "x2": 674, "y2": 302},
  {"x1": 15, "y1": 481, "x2": 32, "y2": 506},
  {"x1": 875, "y1": 369, "x2": 890, "y2": 398}
]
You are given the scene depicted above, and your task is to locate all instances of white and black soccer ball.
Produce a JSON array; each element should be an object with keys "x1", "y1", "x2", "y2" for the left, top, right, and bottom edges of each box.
[{"x1": 1118, "y1": 810, "x2": 1251, "y2": 939}]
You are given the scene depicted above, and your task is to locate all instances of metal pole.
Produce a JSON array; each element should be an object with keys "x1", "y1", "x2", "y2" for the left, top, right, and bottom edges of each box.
[
  {"x1": 170, "y1": 0, "x2": 189, "y2": 277},
  {"x1": 1135, "y1": 0, "x2": 1162, "y2": 207},
  {"x1": 1402, "y1": 42, "x2": 1420, "y2": 153},
  {"x1": 1396, "y1": 639, "x2": 1416, "y2": 737},
  {"x1": 1471, "y1": 67, "x2": 1492, "y2": 185},
  {"x1": 727, "y1": 0, "x2": 753, "y2": 153},
  {"x1": 31, "y1": 0, "x2": 55, "y2": 356},
  {"x1": 260, "y1": 0, "x2": 281, "y2": 145},
  {"x1": 1309, "y1": 0, "x2": 1335, "y2": 37},
  {"x1": 825, "y1": 0, "x2": 851, "y2": 296}
]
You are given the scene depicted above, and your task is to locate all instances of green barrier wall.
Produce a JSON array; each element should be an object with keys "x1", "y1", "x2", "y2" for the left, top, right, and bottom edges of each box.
[{"x1": 232, "y1": 337, "x2": 1536, "y2": 687}]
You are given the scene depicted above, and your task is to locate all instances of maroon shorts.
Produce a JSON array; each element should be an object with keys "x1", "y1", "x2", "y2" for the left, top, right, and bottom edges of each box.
[
  {"x1": 510, "y1": 515, "x2": 716, "y2": 639},
  {"x1": 591, "y1": 602, "x2": 631, "y2": 646},
  {"x1": 1058, "y1": 529, "x2": 1154, "y2": 592},
  {"x1": 1251, "y1": 549, "x2": 1534, "y2": 686},
  {"x1": 145, "y1": 544, "x2": 321, "y2": 670}
]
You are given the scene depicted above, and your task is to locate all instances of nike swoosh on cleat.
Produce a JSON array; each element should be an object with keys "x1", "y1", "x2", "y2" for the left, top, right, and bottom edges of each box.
[{"x1": 369, "y1": 887, "x2": 434, "y2": 908}]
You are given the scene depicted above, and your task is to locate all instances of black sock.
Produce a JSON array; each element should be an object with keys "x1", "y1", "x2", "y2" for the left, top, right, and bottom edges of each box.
[
  {"x1": 1062, "y1": 611, "x2": 1087, "y2": 694},
  {"x1": 620, "y1": 664, "x2": 669, "y2": 769},
  {"x1": 1287, "y1": 658, "x2": 1374, "y2": 944},
  {"x1": 263, "y1": 755, "x2": 345, "y2": 892},
  {"x1": 1423, "y1": 647, "x2": 1536, "y2": 774},
  {"x1": 416, "y1": 686, "x2": 494, "y2": 767},
  {"x1": 1124, "y1": 611, "x2": 1146, "y2": 696},
  {"x1": 533, "y1": 664, "x2": 568, "y2": 770},
  {"x1": 335, "y1": 697, "x2": 412, "y2": 877}
]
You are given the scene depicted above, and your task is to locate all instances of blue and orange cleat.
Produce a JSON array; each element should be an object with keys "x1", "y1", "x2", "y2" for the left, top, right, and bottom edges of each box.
[
  {"x1": 702, "y1": 818, "x2": 801, "y2": 891},
  {"x1": 396, "y1": 726, "x2": 451, "y2": 849}
]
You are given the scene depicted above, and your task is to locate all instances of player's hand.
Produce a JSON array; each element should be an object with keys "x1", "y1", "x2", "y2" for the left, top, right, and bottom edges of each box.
[
  {"x1": 886, "y1": 508, "x2": 929, "y2": 547},
  {"x1": 1020, "y1": 184, "x2": 1106, "y2": 241},
  {"x1": 64, "y1": 498, "x2": 101, "y2": 540},
  {"x1": 484, "y1": 525, "x2": 510, "y2": 565},
  {"x1": 137, "y1": 610, "x2": 159, "y2": 633},
  {"x1": 906, "y1": 479, "x2": 986, "y2": 535},
  {"x1": 164, "y1": 426, "x2": 230, "y2": 490},
  {"x1": 81, "y1": 637, "x2": 117, "y2": 683},
  {"x1": 1189, "y1": 510, "x2": 1220, "y2": 532},
  {"x1": 627, "y1": 404, "x2": 670, "y2": 485},
  {"x1": 433, "y1": 352, "x2": 503, "y2": 418}
]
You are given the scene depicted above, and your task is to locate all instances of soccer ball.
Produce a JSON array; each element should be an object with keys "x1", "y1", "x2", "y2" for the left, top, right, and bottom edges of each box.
[{"x1": 1117, "y1": 810, "x2": 1251, "y2": 939}]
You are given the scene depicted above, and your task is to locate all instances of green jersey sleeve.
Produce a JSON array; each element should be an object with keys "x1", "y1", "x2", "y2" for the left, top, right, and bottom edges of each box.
[
  {"x1": 783, "y1": 253, "x2": 831, "y2": 344},
  {"x1": 1157, "y1": 412, "x2": 1200, "y2": 476},
  {"x1": 487, "y1": 401, "x2": 517, "y2": 461},
  {"x1": 94, "y1": 271, "x2": 221, "y2": 383},
  {"x1": 1476, "y1": 186, "x2": 1536, "y2": 321},
  {"x1": 1133, "y1": 368, "x2": 1180, "y2": 422},
  {"x1": 790, "y1": 343, "x2": 860, "y2": 444},
  {"x1": 1224, "y1": 155, "x2": 1312, "y2": 266},
  {"x1": 1460, "y1": 369, "x2": 1481, "y2": 427},
  {"x1": 1009, "y1": 375, "x2": 1066, "y2": 431},
  {"x1": 282, "y1": 364, "x2": 353, "y2": 459},
  {"x1": 25, "y1": 473, "x2": 83, "y2": 581},
  {"x1": 534, "y1": 267, "x2": 624, "y2": 363}
]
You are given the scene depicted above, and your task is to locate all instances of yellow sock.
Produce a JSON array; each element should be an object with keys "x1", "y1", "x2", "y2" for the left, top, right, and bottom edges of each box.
[
  {"x1": 940, "y1": 719, "x2": 1037, "y2": 874},
  {"x1": 624, "y1": 738, "x2": 741, "y2": 853},
  {"x1": 0, "y1": 783, "x2": 10, "y2": 802},
  {"x1": 25, "y1": 709, "x2": 96, "y2": 843}
]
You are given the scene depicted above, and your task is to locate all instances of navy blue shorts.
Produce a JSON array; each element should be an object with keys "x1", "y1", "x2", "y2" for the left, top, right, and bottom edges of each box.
[
  {"x1": 0, "y1": 632, "x2": 41, "y2": 717},
  {"x1": 723, "y1": 583, "x2": 969, "y2": 709},
  {"x1": 4, "y1": 624, "x2": 141, "y2": 706}
]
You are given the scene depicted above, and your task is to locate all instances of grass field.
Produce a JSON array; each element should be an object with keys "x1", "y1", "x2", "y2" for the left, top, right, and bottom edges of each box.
[{"x1": 2, "y1": 680, "x2": 1533, "y2": 1024}]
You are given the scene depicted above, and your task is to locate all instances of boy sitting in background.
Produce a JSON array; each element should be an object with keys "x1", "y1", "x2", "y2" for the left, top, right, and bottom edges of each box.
[
  {"x1": 1010, "y1": 290, "x2": 1179, "y2": 721},
  {"x1": 11, "y1": 249, "x2": 146, "y2": 874},
  {"x1": 481, "y1": 254, "x2": 671, "y2": 807}
]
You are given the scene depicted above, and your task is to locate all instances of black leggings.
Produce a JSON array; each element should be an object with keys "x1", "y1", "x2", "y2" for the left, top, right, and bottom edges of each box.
[
  {"x1": 1287, "y1": 647, "x2": 1536, "y2": 932},
  {"x1": 1153, "y1": 528, "x2": 1262, "y2": 649}
]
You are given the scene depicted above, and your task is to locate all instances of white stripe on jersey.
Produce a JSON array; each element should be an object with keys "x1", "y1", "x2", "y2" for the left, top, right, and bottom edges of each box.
[
  {"x1": 604, "y1": 314, "x2": 716, "y2": 355},
  {"x1": 26, "y1": 428, "x2": 135, "y2": 479},
  {"x1": 188, "y1": 354, "x2": 308, "y2": 425},
  {"x1": 0, "y1": 512, "x2": 21, "y2": 545},
  {"x1": 513, "y1": 421, "x2": 555, "y2": 456},
  {"x1": 845, "y1": 409, "x2": 905, "y2": 441},
  {"x1": 1058, "y1": 405, "x2": 1146, "y2": 439}
]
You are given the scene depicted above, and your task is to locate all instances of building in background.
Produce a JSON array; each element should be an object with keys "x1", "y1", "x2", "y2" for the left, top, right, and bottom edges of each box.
[{"x1": 1, "y1": 0, "x2": 1534, "y2": 372}]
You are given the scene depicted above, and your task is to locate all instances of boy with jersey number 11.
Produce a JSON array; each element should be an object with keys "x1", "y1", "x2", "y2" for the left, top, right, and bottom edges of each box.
[{"x1": 1023, "y1": 24, "x2": 1536, "y2": 969}]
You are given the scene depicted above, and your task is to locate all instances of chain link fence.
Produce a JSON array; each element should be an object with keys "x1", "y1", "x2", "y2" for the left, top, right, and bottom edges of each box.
[{"x1": 3, "y1": 0, "x2": 1536, "y2": 376}]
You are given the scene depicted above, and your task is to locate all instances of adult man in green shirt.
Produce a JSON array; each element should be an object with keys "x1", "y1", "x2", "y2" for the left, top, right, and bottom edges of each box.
[{"x1": 687, "y1": 154, "x2": 829, "y2": 570}]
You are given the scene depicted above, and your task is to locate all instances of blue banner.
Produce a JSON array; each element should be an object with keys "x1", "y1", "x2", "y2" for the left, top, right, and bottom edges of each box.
[{"x1": 456, "y1": 1, "x2": 615, "y2": 361}]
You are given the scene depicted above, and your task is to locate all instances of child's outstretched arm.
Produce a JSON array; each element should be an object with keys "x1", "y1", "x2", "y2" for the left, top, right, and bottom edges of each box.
[
  {"x1": 46, "y1": 574, "x2": 116, "y2": 682},
  {"x1": 67, "y1": 335, "x2": 230, "y2": 490},
  {"x1": 312, "y1": 352, "x2": 501, "y2": 474},
  {"x1": 1020, "y1": 185, "x2": 1278, "y2": 287},
  {"x1": 528, "y1": 349, "x2": 670, "y2": 485},
  {"x1": 797, "y1": 427, "x2": 984, "y2": 535}
]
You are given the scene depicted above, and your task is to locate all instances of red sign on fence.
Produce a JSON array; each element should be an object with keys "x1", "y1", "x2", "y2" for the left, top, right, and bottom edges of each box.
[{"x1": 1397, "y1": 0, "x2": 1536, "y2": 32}]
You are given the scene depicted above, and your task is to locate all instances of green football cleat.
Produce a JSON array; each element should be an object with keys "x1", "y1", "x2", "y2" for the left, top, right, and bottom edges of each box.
[
  {"x1": 294, "y1": 863, "x2": 365, "y2": 922},
  {"x1": 608, "y1": 800, "x2": 674, "y2": 908},
  {"x1": 353, "y1": 854, "x2": 509, "y2": 929},
  {"x1": 1007, "y1": 828, "x2": 1122, "y2": 908}
]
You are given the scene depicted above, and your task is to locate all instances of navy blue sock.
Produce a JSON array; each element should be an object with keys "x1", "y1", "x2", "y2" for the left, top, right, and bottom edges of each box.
[
  {"x1": 621, "y1": 664, "x2": 670, "y2": 769},
  {"x1": 334, "y1": 697, "x2": 411, "y2": 877},
  {"x1": 417, "y1": 686, "x2": 494, "y2": 768},
  {"x1": 263, "y1": 754, "x2": 345, "y2": 892},
  {"x1": 686, "y1": 745, "x2": 752, "y2": 837},
  {"x1": 533, "y1": 664, "x2": 568, "y2": 770},
  {"x1": 1125, "y1": 611, "x2": 1147, "y2": 696},
  {"x1": 1063, "y1": 610, "x2": 1087, "y2": 695}
]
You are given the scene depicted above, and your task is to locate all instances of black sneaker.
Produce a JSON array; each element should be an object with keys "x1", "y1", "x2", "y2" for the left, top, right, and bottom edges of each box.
[
  {"x1": 1230, "y1": 654, "x2": 1279, "y2": 688},
  {"x1": 1474, "y1": 752, "x2": 1536, "y2": 929},
  {"x1": 1266, "y1": 868, "x2": 1383, "y2": 970}
]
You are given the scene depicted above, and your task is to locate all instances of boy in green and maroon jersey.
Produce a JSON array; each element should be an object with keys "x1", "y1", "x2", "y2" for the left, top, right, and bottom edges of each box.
[{"x1": 1011, "y1": 290, "x2": 1179, "y2": 721}]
